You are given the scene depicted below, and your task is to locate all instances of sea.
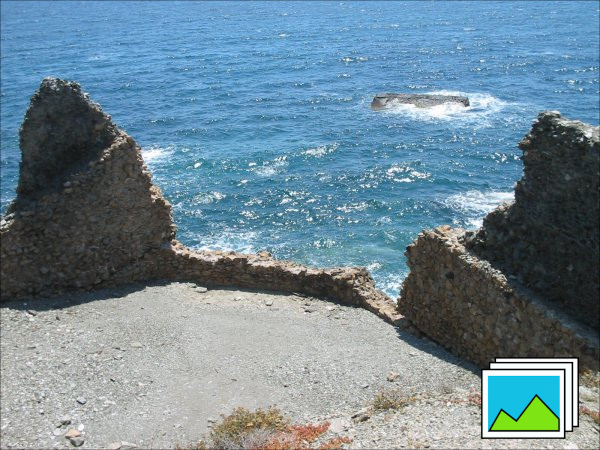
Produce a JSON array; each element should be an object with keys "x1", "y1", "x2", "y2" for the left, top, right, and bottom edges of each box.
[{"x1": 1, "y1": 1, "x2": 598, "y2": 297}]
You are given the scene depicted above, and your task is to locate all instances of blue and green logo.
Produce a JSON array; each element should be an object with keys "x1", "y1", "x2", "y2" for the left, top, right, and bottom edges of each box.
[{"x1": 481, "y1": 358, "x2": 578, "y2": 439}]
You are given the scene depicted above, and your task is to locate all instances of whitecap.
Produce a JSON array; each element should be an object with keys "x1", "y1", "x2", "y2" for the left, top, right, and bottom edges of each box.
[
  {"x1": 254, "y1": 166, "x2": 277, "y2": 177},
  {"x1": 240, "y1": 210, "x2": 258, "y2": 220},
  {"x1": 444, "y1": 190, "x2": 514, "y2": 228},
  {"x1": 252, "y1": 155, "x2": 289, "y2": 177},
  {"x1": 385, "y1": 164, "x2": 430, "y2": 183},
  {"x1": 141, "y1": 145, "x2": 175, "y2": 164},
  {"x1": 341, "y1": 56, "x2": 368, "y2": 63},
  {"x1": 366, "y1": 261, "x2": 382, "y2": 271},
  {"x1": 192, "y1": 191, "x2": 226, "y2": 205},
  {"x1": 302, "y1": 143, "x2": 338, "y2": 158},
  {"x1": 376, "y1": 272, "x2": 405, "y2": 299},
  {"x1": 313, "y1": 238, "x2": 337, "y2": 249},
  {"x1": 195, "y1": 230, "x2": 258, "y2": 254},
  {"x1": 337, "y1": 202, "x2": 369, "y2": 213}
]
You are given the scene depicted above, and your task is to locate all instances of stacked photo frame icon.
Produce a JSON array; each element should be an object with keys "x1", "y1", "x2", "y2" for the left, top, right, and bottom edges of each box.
[{"x1": 481, "y1": 357, "x2": 579, "y2": 439}]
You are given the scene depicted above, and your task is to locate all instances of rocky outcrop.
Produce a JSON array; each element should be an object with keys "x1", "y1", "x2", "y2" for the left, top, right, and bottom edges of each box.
[
  {"x1": 467, "y1": 112, "x2": 599, "y2": 329},
  {"x1": 0, "y1": 78, "x2": 400, "y2": 326},
  {"x1": 398, "y1": 112, "x2": 600, "y2": 370},
  {"x1": 11, "y1": 79, "x2": 119, "y2": 204},
  {"x1": 371, "y1": 93, "x2": 470, "y2": 110},
  {"x1": 1, "y1": 78, "x2": 175, "y2": 298}
]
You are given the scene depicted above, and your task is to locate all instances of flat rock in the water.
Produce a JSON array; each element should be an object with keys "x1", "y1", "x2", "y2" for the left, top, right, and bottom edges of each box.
[{"x1": 371, "y1": 93, "x2": 470, "y2": 110}]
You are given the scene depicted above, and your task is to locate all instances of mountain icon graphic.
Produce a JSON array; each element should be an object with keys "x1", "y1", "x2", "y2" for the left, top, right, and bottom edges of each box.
[{"x1": 490, "y1": 394, "x2": 559, "y2": 431}]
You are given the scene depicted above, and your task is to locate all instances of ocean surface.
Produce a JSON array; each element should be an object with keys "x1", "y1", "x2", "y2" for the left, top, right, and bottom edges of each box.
[{"x1": 1, "y1": 1, "x2": 598, "y2": 296}]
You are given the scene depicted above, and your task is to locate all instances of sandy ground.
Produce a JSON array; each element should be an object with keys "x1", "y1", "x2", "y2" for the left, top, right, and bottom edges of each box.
[{"x1": 1, "y1": 281, "x2": 598, "y2": 449}]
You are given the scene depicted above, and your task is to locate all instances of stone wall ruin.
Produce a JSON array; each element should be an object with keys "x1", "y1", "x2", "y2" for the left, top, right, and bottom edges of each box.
[
  {"x1": 2, "y1": 79, "x2": 598, "y2": 371},
  {"x1": 0, "y1": 78, "x2": 400, "y2": 326},
  {"x1": 398, "y1": 112, "x2": 599, "y2": 371}
]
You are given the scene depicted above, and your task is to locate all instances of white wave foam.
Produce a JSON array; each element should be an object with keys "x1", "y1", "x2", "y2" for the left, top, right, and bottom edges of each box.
[
  {"x1": 376, "y1": 272, "x2": 405, "y2": 299},
  {"x1": 337, "y1": 202, "x2": 369, "y2": 213},
  {"x1": 302, "y1": 143, "x2": 338, "y2": 158},
  {"x1": 381, "y1": 90, "x2": 507, "y2": 122},
  {"x1": 385, "y1": 164, "x2": 430, "y2": 183},
  {"x1": 313, "y1": 238, "x2": 337, "y2": 249},
  {"x1": 253, "y1": 155, "x2": 289, "y2": 177},
  {"x1": 341, "y1": 56, "x2": 368, "y2": 63},
  {"x1": 445, "y1": 190, "x2": 514, "y2": 228},
  {"x1": 366, "y1": 261, "x2": 382, "y2": 271},
  {"x1": 195, "y1": 230, "x2": 258, "y2": 254},
  {"x1": 192, "y1": 191, "x2": 226, "y2": 205},
  {"x1": 141, "y1": 145, "x2": 175, "y2": 163}
]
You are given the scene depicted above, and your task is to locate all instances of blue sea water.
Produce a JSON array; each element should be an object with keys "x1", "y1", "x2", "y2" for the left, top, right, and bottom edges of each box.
[{"x1": 1, "y1": 1, "x2": 598, "y2": 296}]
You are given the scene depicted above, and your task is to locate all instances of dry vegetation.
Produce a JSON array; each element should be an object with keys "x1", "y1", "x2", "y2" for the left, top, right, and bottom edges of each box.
[
  {"x1": 371, "y1": 388, "x2": 418, "y2": 411},
  {"x1": 177, "y1": 407, "x2": 352, "y2": 450},
  {"x1": 580, "y1": 370, "x2": 600, "y2": 389},
  {"x1": 579, "y1": 405, "x2": 600, "y2": 426}
]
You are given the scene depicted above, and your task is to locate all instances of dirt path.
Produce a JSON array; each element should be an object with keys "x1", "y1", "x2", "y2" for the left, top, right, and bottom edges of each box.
[{"x1": 1, "y1": 282, "x2": 598, "y2": 449}]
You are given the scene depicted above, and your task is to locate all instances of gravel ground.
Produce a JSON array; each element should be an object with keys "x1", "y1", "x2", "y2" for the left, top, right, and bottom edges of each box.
[{"x1": 1, "y1": 282, "x2": 598, "y2": 449}]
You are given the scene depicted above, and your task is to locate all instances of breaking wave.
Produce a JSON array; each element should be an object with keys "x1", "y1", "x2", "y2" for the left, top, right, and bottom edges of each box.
[
  {"x1": 444, "y1": 190, "x2": 514, "y2": 228},
  {"x1": 141, "y1": 145, "x2": 175, "y2": 164},
  {"x1": 381, "y1": 90, "x2": 508, "y2": 122}
]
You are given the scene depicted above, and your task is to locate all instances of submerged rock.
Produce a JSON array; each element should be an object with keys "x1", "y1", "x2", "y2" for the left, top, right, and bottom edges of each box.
[{"x1": 371, "y1": 93, "x2": 470, "y2": 110}]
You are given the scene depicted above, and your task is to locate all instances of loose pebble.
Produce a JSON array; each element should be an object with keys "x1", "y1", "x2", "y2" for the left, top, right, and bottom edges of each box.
[
  {"x1": 387, "y1": 371, "x2": 401, "y2": 382},
  {"x1": 60, "y1": 416, "x2": 72, "y2": 426},
  {"x1": 64, "y1": 429, "x2": 81, "y2": 439},
  {"x1": 69, "y1": 436, "x2": 85, "y2": 447}
]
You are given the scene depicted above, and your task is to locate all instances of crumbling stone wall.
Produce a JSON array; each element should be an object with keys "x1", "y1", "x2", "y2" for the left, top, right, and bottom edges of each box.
[
  {"x1": 468, "y1": 112, "x2": 599, "y2": 329},
  {"x1": 398, "y1": 226, "x2": 599, "y2": 371},
  {"x1": 399, "y1": 112, "x2": 600, "y2": 370},
  {"x1": 1, "y1": 79, "x2": 175, "y2": 298},
  {"x1": 0, "y1": 78, "x2": 400, "y2": 326}
]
